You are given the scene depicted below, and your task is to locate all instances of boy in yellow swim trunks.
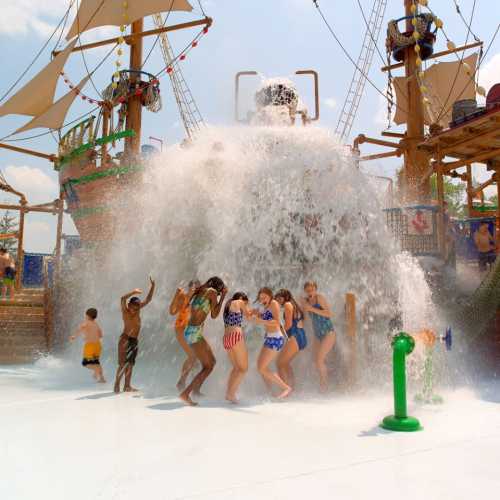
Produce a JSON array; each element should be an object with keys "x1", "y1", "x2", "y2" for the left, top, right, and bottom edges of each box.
[{"x1": 70, "y1": 308, "x2": 106, "y2": 383}]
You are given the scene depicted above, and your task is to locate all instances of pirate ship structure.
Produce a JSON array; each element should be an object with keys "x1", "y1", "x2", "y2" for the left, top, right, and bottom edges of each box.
[{"x1": 0, "y1": 0, "x2": 211, "y2": 244}]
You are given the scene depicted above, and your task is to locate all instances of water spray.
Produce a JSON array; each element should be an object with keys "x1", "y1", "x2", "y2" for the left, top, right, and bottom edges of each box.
[{"x1": 381, "y1": 331, "x2": 422, "y2": 432}]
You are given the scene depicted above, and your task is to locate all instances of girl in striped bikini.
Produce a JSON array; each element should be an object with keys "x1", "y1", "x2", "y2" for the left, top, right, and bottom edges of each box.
[{"x1": 222, "y1": 292, "x2": 252, "y2": 403}]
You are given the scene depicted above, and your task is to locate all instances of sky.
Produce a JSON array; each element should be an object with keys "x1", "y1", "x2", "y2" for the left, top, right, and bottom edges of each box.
[{"x1": 0, "y1": 0, "x2": 499, "y2": 253}]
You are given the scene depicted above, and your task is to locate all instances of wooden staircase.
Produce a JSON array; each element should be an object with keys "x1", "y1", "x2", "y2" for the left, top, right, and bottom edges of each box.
[{"x1": 0, "y1": 288, "x2": 50, "y2": 364}]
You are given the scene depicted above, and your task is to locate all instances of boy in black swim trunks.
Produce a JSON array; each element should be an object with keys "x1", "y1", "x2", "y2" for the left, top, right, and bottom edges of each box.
[{"x1": 114, "y1": 278, "x2": 155, "y2": 393}]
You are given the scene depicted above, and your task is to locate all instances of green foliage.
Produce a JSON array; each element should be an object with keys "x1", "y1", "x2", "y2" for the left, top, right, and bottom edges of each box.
[
  {"x1": 488, "y1": 194, "x2": 498, "y2": 206},
  {"x1": 0, "y1": 210, "x2": 18, "y2": 257},
  {"x1": 430, "y1": 174, "x2": 466, "y2": 217}
]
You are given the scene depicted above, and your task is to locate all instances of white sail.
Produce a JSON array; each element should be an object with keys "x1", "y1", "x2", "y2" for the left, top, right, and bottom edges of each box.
[
  {"x1": 66, "y1": 0, "x2": 193, "y2": 40},
  {"x1": 14, "y1": 76, "x2": 90, "y2": 135},
  {"x1": 393, "y1": 52, "x2": 479, "y2": 128},
  {"x1": 0, "y1": 39, "x2": 78, "y2": 118}
]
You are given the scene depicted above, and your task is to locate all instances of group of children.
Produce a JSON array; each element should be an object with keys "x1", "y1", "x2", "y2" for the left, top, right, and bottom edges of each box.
[{"x1": 72, "y1": 276, "x2": 336, "y2": 406}]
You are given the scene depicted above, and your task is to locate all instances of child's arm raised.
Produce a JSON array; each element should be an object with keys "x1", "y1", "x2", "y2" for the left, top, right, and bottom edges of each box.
[
  {"x1": 141, "y1": 277, "x2": 156, "y2": 308},
  {"x1": 121, "y1": 289, "x2": 142, "y2": 312}
]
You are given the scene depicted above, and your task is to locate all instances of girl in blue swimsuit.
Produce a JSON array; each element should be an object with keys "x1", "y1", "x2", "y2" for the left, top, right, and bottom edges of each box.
[
  {"x1": 251, "y1": 287, "x2": 292, "y2": 399},
  {"x1": 275, "y1": 289, "x2": 307, "y2": 390},
  {"x1": 302, "y1": 281, "x2": 336, "y2": 393}
]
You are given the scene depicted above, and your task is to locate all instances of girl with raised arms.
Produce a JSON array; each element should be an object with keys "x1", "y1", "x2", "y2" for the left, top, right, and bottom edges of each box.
[{"x1": 179, "y1": 276, "x2": 227, "y2": 406}]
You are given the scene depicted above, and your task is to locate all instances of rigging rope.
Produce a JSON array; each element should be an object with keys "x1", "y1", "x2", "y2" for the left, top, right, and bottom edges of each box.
[
  {"x1": 141, "y1": 0, "x2": 176, "y2": 70},
  {"x1": 435, "y1": 0, "x2": 477, "y2": 124},
  {"x1": 312, "y1": 0, "x2": 410, "y2": 117},
  {"x1": 75, "y1": 0, "x2": 108, "y2": 99}
]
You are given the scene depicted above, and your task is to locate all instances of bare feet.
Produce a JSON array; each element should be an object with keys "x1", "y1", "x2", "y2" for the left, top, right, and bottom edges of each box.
[
  {"x1": 180, "y1": 392, "x2": 198, "y2": 406},
  {"x1": 97, "y1": 378, "x2": 106, "y2": 383},
  {"x1": 225, "y1": 395, "x2": 238, "y2": 404},
  {"x1": 277, "y1": 387, "x2": 292, "y2": 399},
  {"x1": 176, "y1": 380, "x2": 186, "y2": 391},
  {"x1": 124, "y1": 386, "x2": 139, "y2": 392},
  {"x1": 193, "y1": 390, "x2": 205, "y2": 397},
  {"x1": 114, "y1": 382, "x2": 120, "y2": 393}
]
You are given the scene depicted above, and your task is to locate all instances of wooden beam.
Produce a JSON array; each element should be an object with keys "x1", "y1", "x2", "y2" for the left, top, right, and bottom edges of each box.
[
  {"x1": 382, "y1": 131, "x2": 405, "y2": 138},
  {"x1": 355, "y1": 134, "x2": 402, "y2": 149},
  {"x1": 359, "y1": 150, "x2": 402, "y2": 162},
  {"x1": 438, "y1": 127, "x2": 500, "y2": 157},
  {"x1": 442, "y1": 146, "x2": 500, "y2": 171},
  {"x1": 0, "y1": 203, "x2": 61, "y2": 214},
  {"x1": 470, "y1": 175, "x2": 496, "y2": 196},
  {"x1": 0, "y1": 142, "x2": 56, "y2": 162},
  {"x1": 381, "y1": 41, "x2": 483, "y2": 72},
  {"x1": 53, "y1": 18, "x2": 212, "y2": 55}
]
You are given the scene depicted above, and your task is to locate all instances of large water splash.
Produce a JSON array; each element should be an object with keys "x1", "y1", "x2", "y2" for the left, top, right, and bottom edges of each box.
[{"x1": 50, "y1": 125, "x2": 439, "y2": 396}]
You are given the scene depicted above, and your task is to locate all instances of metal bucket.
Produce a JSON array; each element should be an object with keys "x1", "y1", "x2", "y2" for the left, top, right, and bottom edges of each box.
[{"x1": 452, "y1": 99, "x2": 477, "y2": 122}]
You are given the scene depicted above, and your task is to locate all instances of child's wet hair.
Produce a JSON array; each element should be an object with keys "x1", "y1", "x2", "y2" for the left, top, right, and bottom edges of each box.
[
  {"x1": 86, "y1": 308, "x2": 98, "y2": 319},
  {"x1": 255, "y1": 287, "x2": 273, "y2": 302},
  {"x1": 303, "y1": 280, "x2": 318, "y2": 290},
  {"x1": 206, "y1": 276, "x2": 225, "y2": 294},
  {"x1": 129, "y1": 297, "x2": 141, "y2": 306},
  {"x1": 223, "y1": 292, "x2": 248, "y2": 318}
]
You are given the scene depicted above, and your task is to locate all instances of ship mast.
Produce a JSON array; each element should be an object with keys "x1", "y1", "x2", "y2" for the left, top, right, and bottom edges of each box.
[
  {"x1": 125, "y1": 19, "x2": 144, "y2": 158},
  {"x1": 403, "y1": 0, "x2": 429, "y2": 203}
]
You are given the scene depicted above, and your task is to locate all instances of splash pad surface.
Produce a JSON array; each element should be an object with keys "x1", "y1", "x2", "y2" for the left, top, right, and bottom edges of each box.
[{"x1": 2, "y1": 366, "x2": 499, "y2": 500}]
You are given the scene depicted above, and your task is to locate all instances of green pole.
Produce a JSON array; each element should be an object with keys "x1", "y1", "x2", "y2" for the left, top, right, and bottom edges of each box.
[{"x1": 381, "y1": 332, "x2": 422, "y2": 432}]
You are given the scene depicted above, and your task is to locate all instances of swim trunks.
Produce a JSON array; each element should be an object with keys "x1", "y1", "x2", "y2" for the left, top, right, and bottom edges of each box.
[
  {"x1": 118, "y1": 334, "x2": 138, "y2": 366},
  {"x1": 82, "y1": 341, "x2": 102, "y2": 366}
]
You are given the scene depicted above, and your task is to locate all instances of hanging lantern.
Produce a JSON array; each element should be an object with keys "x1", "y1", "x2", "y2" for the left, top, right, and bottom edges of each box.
[
  {"x1": 410, "y1": 4, "x2": 417, "y2": 14},
  {"x1": 180, "y1": 54, "x2": 186, "y2": 61},
  {"x1": 413, "y1": 31, "x2": 420, "y2": 41},
  {"x1": 416, "y1": 57, "x2": 423, "y2": 67},
  {"x1": 418, "y1": 0, "x2": 428, "y2": 5},
  {"x1": 414, "y1": 44, "x2": 421, "y2": 53},
  {"x1": 434, "y1": 18, "x2": 443, "y2": 29},
  {"x1": 462, "y1": 62, "x2": 471, "y2": 75},
  {"x1": 446, "y1": 40, "x2": 456, "y2": 51},
  {"x1": 476, "y1": 85, "x2": 486, "y2": 97}
]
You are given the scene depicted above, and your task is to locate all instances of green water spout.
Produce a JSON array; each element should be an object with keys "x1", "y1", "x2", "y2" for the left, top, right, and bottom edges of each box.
[{"x1": 381, "y1": 332, "x2": 422, "y2": 432}]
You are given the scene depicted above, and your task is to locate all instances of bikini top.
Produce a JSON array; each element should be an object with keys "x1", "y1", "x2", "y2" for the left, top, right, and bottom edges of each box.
[
  {"x1": 260, "y1": 308, "x2": 274, "y2": 321},
  {"x1": 224, "y1": 310, "x2": 243, "y2": 327},
  {"x1": 191, "y1": 289, "x2": 213, "y2": 315}
]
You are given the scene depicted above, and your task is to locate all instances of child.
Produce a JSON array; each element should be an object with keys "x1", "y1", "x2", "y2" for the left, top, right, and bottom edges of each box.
[
  {"x1": 114, "y1": 277, "x2": 155, "y2": 393},
  {"x1": 71, "y1": 308, "x2": 106, "y2": 383}
]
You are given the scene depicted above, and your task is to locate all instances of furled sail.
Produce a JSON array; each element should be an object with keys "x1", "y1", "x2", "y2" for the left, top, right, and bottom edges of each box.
[
  {"x1": 14, "y1": 76, "x2": 90, "y2": 135},
  {"x1": 66, "y1": 0, "x2": 193, "y2": 40},
  {"x1": 0, "y1": 39, "x2": 78, "y2": 118},
  {"x1": 393, "y1": 52, "x2": 478, "y2": 128}
]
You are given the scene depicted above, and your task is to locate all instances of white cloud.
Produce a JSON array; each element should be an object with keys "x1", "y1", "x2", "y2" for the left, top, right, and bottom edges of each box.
[
  {"x1": 23, "y1": 219, "x2": 55, "y2": 254},
  {"x1": 479, "y1": 52, "x2": 500, "y2": 95},
  {"x1": 3, "y1": 165, "x2": 59, "y2": 204},
  {"x1": 324, "y1": 97, "x2": 337, "y2": 109},
  {"x1": 0, "y1": 0, "x2": 69, "y2": 38}
]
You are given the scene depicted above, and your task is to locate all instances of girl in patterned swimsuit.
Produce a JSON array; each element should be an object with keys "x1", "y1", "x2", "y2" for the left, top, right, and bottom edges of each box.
[
  {"x1": 222, "y1": 292, "x2": 252, "y2": 403},
  {"x1": 301, "y1": 281, "x2": 336, "y2": 393},
  {"x1": 251, "y1": 287, "x2": 292, "y2": 399},
  {"x1": 179, "y1": 277, "x2": 227, "y2": 406},
  {"x1": 275, "y1": 289, "x2": 307, "y2": 390}
]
